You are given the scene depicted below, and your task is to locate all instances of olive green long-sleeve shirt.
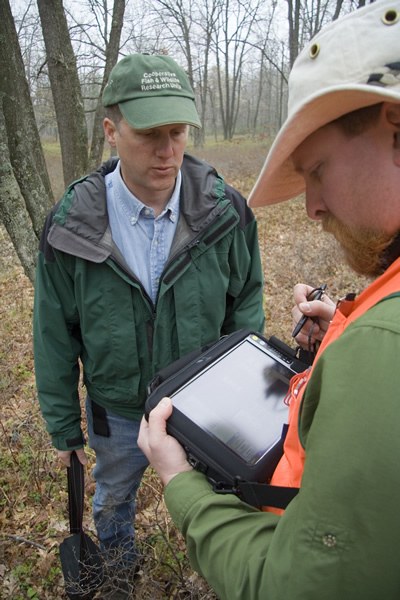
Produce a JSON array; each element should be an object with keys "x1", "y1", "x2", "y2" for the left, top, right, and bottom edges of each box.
[{"x1": 165, "y1": 294, "x2": 400, "y2": 600}]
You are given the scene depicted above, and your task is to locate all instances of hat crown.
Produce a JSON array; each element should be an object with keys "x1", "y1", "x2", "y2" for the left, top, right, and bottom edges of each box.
[
  {"x1": 102, "y1": 54, "x2": 201, "y2": 130},
  {"x1": 288, "y1": 2, "x2": 400, "y2": 117}
]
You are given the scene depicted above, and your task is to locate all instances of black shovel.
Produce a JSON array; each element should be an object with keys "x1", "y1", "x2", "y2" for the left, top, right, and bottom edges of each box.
[{"x1": 59, "y1": 451, "x2": 104, "y2": 599}]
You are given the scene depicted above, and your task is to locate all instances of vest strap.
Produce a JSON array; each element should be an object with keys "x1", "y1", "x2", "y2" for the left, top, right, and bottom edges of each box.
[
  {"x1": 213, "y1": 480, "x2": 299, "y2": 510},
  {"x1": 237, "y1": 482, "x2": 299, "y2": 509}
]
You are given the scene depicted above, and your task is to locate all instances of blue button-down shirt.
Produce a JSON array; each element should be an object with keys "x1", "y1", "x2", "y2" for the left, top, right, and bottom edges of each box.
[{"x1": 105, "y1": 161, "x2": 181, "y2": 303}]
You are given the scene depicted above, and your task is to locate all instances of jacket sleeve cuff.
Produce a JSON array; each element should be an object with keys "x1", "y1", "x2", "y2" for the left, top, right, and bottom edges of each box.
[
  {"x1": 164, "y1": 470, "x2": 215, "y2": 530},
  {"x1": 51, "y1": 430, "x2": 85, "y2": 451}
]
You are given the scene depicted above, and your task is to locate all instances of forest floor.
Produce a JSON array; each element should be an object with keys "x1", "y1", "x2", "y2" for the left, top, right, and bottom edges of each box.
[{"x1": 0, "y1": 137, "x2": 369, "y2": 599}]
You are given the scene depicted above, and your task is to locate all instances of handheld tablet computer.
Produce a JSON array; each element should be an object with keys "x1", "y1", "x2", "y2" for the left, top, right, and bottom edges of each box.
[{"x1": 145, "y1": 329, "x2": 308, "y2": 496}]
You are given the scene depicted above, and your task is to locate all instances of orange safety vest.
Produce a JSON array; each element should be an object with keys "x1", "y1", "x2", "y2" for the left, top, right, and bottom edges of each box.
[{"x1": 266, "y1": 256, "x2": 400, "y2": 513}]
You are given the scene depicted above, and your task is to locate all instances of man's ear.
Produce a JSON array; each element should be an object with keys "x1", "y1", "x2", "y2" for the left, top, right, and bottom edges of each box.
[{"x1": 103, "y1": 118, "x2": 117, "y2": 147}]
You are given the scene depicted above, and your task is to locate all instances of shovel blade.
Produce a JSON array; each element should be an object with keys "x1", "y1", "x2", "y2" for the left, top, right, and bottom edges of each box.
[{"x1": 60, "y1": 532, "x2": 104, "y2": 599}]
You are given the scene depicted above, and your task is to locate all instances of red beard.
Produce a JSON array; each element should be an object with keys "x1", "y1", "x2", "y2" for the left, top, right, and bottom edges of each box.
[{"x1": 322, "y1": 214, "x2": 396, "y2": 277}]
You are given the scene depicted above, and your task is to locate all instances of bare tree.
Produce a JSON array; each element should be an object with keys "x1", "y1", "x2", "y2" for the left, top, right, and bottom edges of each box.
[
  {"x1": 245, "y1": 2, "x2": 280, "y2": 134},
  {"x1": 37, "y1": 0, "x2": 89, "y2": 186},
  {"x1": 38, "y1": 0, "x2": 127, "y2": 175},
  {"x1": 155, "y1": 0, "x2": 198, "y2": 131},
  {"x1": 286, "y1": 0, "x2": 351, "y2": 68},
  {"x1": 193, "y1": 0, "x2": 223, "y2": 146},
  {"x1": 213, "y1": 0, "x2": 265, "y2": 140},
  {"x1": 149, "y1": 0, "x2": 209, "y2": 146},
  {"x1": 1, "y1": 0, "x2": 126, "y2": 282},
  {"x1": 81, "y1": 0, "x2": 126, "y2": 169},
  {"x1": 286, "y1": 0, "x2": 301, "y2": 68},
  {"x1": 0, "y1": 0, "x2": 53, "y2": 284},
  {"x1": 357, "y1": 0, "x2": 377, "y2": 7}
]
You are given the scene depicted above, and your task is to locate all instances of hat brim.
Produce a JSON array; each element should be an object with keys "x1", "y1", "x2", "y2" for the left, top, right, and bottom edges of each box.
[
  {"x1": 248, "y1": 85, "x2": 400, "y2": 208},
  {"x1": 119, "y1": 96, "x2": 202, "y2": 130}
]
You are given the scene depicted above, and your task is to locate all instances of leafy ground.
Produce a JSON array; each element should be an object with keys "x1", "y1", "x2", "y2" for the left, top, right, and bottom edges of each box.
[{"x1": 0, "y1": 138, "x2": 369, "y2": 599}]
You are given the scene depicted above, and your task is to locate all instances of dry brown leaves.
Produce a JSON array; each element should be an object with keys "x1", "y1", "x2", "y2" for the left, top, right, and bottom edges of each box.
[{"x1": 0, "y1": 139, "x2": 369, "y2": 598}]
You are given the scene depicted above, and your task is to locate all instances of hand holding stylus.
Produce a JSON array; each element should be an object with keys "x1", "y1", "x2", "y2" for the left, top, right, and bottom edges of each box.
[{"x1": 291, "y1": 284, "x2": 336, "y2": 349}]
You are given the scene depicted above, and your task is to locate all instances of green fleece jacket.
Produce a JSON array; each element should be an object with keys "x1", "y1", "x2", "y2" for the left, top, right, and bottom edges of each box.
[
  {"x1": 165, "y1": 294, "x2": 400, "y2": 600},
  {"x1": 33, "y1": 154, "x2": 264, "y2": 450}
]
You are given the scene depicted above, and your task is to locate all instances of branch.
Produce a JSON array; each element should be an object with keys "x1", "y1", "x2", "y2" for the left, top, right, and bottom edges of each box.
[{"x1": 1, "y1": 534, "x2": 46, "y2": 551}]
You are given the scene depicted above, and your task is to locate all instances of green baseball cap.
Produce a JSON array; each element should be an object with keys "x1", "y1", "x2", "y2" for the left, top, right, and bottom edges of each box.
[{"x1": 102, "y1": 54, "x2": 202, "y2": 130}]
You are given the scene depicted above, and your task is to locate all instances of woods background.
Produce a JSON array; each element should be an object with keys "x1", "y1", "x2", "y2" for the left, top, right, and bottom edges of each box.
[{"x1": 1, "y1": 1, "x2": 373, "y2": 598}]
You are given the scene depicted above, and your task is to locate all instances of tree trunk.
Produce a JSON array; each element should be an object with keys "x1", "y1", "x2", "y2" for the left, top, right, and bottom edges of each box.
[
  {"x1": 287, "y1": 0, "x2": 301, "y2": 68},
  {"x1": 89, "y1": 0, "x2": 126, "y2": 170},
  {"x1": 37, "y1": 0, "x2": 89, "y2": 186},
  {"x1": 0, "y1": 111, "x2": 40, "y2": 284},
  {"x1": 0, "y1": 0, "x2": 54, "y2": 284}
]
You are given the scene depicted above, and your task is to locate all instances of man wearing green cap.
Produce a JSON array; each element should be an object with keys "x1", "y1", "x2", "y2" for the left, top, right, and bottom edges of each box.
[{"x1": 33, "y1": 53, "x2": 264, "y2": 595}]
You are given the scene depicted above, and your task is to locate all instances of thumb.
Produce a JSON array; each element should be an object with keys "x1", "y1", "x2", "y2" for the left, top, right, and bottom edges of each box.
[
  {"x1": 149, "y1": 396, "x2": 173, "y2": 429},
  {"x1": 148, "y1": 397, "x2": 173, "y2": 431},
  {"x1": 299, "y1": 299, "x2": 334, "y2": 322},
  {"x1": 74, "y1": 447, "x2": 88, "y2": 466}
]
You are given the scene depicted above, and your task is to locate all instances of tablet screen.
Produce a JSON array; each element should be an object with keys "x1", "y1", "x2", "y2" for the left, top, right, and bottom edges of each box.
[{"x1": 171, "y1": 337, "x2": 291, "y2": 465}]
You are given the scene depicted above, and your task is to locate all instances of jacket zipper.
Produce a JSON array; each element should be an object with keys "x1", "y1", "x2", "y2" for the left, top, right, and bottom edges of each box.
[{"x1": 147, "y1": 207, "x2": 237, "y2": 358}]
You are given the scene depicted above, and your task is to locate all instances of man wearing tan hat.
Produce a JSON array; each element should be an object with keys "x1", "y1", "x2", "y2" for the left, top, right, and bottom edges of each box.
[
  {"x1": 138, "y1": 2, "x2": 400, "y2": 598},
  {"x1": 33, "y1": 54, "x2": 264, "y2": 595}
]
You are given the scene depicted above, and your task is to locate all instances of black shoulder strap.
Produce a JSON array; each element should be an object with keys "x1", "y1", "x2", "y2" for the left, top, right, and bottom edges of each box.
[
  {"x1": 212, "y1": 479, "x2": 299, "y2": 510},
  {"x1": 237, "y1": 482, "x2": 299, "y2": 510},
  {"x1": 67, "y1": 451, "x2": 84, "y2": 534}
]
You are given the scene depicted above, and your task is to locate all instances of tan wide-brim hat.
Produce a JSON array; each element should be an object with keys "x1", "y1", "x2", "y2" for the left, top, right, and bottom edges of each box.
[{"x1": 248, "y1": 0, "x2": 400, "y2": 208}]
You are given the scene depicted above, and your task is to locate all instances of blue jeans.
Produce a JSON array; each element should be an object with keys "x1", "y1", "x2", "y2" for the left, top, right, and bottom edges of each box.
[{"x1": 86, "y1": 398, "x2": 149, "y2": 568}]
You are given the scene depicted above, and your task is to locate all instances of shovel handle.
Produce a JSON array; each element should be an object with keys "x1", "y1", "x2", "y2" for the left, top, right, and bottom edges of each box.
[{"x1": 67, "y1": 451, "x2": 85, "y2": 534}]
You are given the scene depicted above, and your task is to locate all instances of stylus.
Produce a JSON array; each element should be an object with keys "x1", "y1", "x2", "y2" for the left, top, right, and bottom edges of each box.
[{"x1": 291, "y1": 284, "x2": 327, "y2": 338}]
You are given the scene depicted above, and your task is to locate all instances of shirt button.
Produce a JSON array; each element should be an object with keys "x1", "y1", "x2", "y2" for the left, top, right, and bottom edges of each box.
[
  {"x1": 144, "y1": 208, "x2": 151, "y2": 216},
  {"x1": 322, "y1": 533, "x2": 337, "y2": 548}
]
